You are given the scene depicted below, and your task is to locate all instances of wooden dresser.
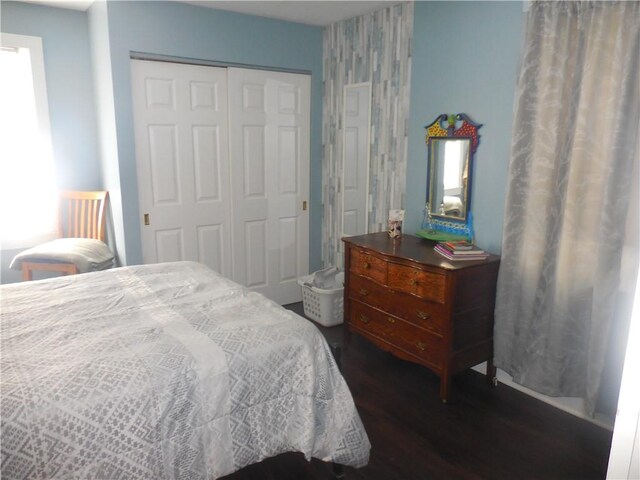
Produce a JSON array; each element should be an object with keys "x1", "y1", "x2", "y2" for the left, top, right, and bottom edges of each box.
[{"x1": 343, "y1": 232, "x2": 500, "y2": 402}]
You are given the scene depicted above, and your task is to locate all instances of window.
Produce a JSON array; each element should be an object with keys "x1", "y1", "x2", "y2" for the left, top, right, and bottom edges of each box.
[
  {"x1": 0, "y1": 33, "x2": 56, "y2": 249},
  {"x1": 443, "y1": 140, "x2": 462, "y2": 192}
]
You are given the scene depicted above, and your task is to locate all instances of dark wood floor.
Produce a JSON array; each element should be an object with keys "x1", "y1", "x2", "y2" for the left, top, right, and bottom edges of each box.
[{"x1": 222, "y1": 303, "x2": 613, "y2": 480}]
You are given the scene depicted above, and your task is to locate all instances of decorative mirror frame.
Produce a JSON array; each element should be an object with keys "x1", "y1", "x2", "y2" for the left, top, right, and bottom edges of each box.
[{"x1": 419, "y1": 113, "x2": 481, "y2": 240}]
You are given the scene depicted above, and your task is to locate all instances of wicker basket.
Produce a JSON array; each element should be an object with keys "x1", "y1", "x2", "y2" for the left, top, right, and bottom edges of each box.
[{"x1": 297, "y1": 271, "x2": 344, "y2": 327}]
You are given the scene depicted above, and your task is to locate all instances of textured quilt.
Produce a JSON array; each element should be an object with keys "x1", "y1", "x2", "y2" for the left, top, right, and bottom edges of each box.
[{"x1": 1, "y1": 262, "x2": 370, "y2": 479}]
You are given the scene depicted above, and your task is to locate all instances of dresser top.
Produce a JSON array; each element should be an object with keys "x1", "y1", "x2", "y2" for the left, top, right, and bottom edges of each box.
[{"x1": 342, "y1": 232, "x2": 500, "y2": 271}]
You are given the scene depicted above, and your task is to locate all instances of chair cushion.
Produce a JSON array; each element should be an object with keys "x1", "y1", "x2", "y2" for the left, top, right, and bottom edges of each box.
[{"x1": 10, "y1": 238, "x2": 115, "y2": 274}]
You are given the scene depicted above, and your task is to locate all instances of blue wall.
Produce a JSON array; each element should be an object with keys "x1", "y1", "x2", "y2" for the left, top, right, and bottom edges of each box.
[
  {"x1": 1, "y1": 2, "x2": 101, "y2": 191},
  {"x1": 1, "y1": 1, "x2": 101, "y2": 284},
  {"x1": 405, "y1": 1, "x2": 525, "y2": 254},
  {"x1": 1, "y1": 0, "x2": 521, "y2": 282},
  {"x1": 102, "y1": 1, "x2": 324, "y2": 269}
]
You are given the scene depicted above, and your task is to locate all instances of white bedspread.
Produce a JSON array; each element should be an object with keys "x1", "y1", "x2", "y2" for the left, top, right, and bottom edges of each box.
[{"x1": 1, "y1": 262, "x2": 370, "y2": 479}]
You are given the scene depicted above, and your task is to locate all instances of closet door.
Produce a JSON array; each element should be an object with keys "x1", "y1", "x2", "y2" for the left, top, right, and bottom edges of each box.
[
  {"x1": 227, "y1": 68, "x2": 310, "y2": 305},
  {"x1": 131, "y1": 60, "x2": 232, "y2": 277},
  {"x1": 132, "y1": 61, "x2": 310, "y2": 304}
]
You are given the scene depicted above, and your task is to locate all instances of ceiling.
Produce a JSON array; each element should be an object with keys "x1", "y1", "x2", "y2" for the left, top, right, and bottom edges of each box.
[{"x1": 17, "y1": 0, "x2": 403, "y2": 26}]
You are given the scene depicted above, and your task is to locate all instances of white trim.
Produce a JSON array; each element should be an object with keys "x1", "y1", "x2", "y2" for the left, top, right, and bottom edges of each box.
[
  {"x1": 606, "y1": 122, "x2": 640, "y2": 480},
  {"x1": 472, "y1": 363, "x2": 614, "y2": 430},
  {"x1": 607, "y1": 273, "x2": 640, "y2": 478}
]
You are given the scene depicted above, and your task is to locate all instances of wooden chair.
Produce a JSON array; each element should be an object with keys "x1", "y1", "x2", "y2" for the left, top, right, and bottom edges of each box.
[{"x1": 17, "y1": 191, "x2": 113, "y2": 281}]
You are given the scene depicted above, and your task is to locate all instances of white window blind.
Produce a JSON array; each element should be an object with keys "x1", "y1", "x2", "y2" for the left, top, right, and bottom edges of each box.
[{"x1": 0, "y1": 33, "x2": 57, "y2": 249}]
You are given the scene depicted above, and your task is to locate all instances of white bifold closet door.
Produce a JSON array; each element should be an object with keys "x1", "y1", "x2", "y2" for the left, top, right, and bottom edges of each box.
[{"x1": 131, "y1": 59, "x2": 310, "y2": 305}]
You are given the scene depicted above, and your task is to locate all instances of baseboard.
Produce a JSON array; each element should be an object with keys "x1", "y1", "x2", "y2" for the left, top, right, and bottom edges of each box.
[{"x1": 472, "y1": 363, "x2": 614, "y2": 431}]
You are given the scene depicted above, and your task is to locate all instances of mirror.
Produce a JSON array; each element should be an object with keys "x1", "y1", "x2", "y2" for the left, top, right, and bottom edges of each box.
[
  {"x1": 425, "y1": 114, "x2": 481, "y2": 222},
  {"x1": 429, "y1": 138, "x2": 471, "y2": 220},
  {"x1": 342, "y1": 83, "x2": 371, "y2": 237}
]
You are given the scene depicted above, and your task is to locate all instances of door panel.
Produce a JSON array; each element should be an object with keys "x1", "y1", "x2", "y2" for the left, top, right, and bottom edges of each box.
[
  {"x1": 228, "y1": 68, "x2": 310, "y2": 305},
  {"x1": 242, "y1": 126, "x2": 266, "y2": 197},
  {"x1": 148, "y1": 125, "x2": 181, "y2": 205},
  {"x1": 155, "y1": 228, "x2": 184, "y2": 263},
  {"x1": 131, "y1": 60, "x2": 232, "y2": 277},
  {"x1": 197, "y1": 224, "x2": 224, "y2": 273},
  {"x1": 192, "y1": 125, "x2": 222, "y2": 201},
  {"x1": 245, "y1": 220, "x2": 267, "y2": 288},
  {"x1": 279, "y1": 217, "x2": 299, "y2": 281}
]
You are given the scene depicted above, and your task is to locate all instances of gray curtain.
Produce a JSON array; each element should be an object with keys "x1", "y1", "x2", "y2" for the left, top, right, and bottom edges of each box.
[{"x1": 494, "y1": 0, "x2": 640, "y2": 414}]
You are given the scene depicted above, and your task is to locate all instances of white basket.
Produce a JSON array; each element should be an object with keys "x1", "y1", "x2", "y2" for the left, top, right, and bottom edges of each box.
[{"x1": 297, "y1": 271, "x2": 344, "y2": 327}]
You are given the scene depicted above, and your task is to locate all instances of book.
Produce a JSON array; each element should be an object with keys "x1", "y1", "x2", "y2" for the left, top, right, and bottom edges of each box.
[
  {"x1": 441, "y1": 240, "x2": 474, "y2": 251},
  {"x1": 434, "y1": 244, "x2": 489, "y2": 261},
  {"x1": 436, "y1": 242, "x2": 486, "y2": 256}
]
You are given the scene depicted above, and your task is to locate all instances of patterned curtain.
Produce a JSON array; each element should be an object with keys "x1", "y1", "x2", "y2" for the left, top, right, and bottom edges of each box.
[{"x1": 494, "y1": 0, "x2": 640, "y2": 414}]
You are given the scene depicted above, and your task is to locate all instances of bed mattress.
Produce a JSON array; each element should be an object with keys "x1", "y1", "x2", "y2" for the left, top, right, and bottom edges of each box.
[{"x1": 1, "y1": 261, "x2": 369, "y2": 479}]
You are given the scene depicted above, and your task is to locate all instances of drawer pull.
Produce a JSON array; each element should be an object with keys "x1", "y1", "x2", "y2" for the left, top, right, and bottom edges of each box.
[
  {"x1": 415, "y1": 341, "x2": 427, "y2": 351},
  {"x1": 410, "y1": 279, "x2": 418, "y2": 286},
  {"x1": 387, "y1": 317, "x2": 396, "y2": 324},
  {"x1": 359, "y1": 314, "x2": 370, "y2": 324},
  {"x1": 359, "y1": 288, "x2": 369, "y2": 296},
  {"x1": 417, "y1": 311, "x2": 431, "y2": 320},
  {"x1": 363, "y1": 262, "x2": 371, "y2": 269}
]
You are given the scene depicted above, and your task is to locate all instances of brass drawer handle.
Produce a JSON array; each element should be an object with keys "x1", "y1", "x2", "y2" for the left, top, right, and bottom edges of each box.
[
  {"x1": 359, "y1": 314, "x2": 370, "y2": 324},
  {"x1": 359, "y1": 288, "x2": 369, "y2": 296},
  {"x1": 387, "y1": 317, "x2": 396, "y2": 324},
  {"x1": 363, "y1": 262, "x2": 371, "y2": 269},
  {"x1": 417, "y1": 311, "x2": 431, "y2": 320},
  {"x1": 415, "y1": 341, "x2": 427, "y2": 351},
  {"x1": 410, "y1": 278, "x2": 418, "y2": 286}
]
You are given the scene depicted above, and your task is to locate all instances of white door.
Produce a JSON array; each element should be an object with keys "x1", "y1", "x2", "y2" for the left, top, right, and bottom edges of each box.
[
  {"x1": 342, "y1": 84, "x2": 370, "y2": 236},
  {"x1": 131, "y1": 60, "x2": 232, "y2": 277},
  {"x1": 227, "y1": 68, "x2": 310, "y2": 305},
  {"x1": 131, "y1": 61, "x2": 310, "y2": 305}
]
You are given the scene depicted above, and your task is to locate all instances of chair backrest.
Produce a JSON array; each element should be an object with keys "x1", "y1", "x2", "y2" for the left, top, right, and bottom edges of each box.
[{"x1": 58, "y1": 191, "x2": 109, "y2": 241}]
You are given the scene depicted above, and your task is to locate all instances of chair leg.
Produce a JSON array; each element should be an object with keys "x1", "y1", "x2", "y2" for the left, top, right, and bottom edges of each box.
[{"x1": 22, "y1": 265, "x2": 33, "y2": 281}]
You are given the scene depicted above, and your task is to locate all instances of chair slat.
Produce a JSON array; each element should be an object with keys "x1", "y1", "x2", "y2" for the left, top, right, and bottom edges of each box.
[
  {"x1": 81, "y1": 200, "x2": 86, "y2": 237},
  {"x1": 66, "y1": 200, "x2": 72, "y2": 238},
  {"x1": 58, "y1": 191, "x2": 109, "y2": 241},
  {"x1": 89, "y1": 200, "x2": 95, "y2": 239}
]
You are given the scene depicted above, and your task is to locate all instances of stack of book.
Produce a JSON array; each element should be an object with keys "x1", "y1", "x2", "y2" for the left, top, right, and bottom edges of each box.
[{"x1": 434, "y1": 240, "x2": 489, "y2": 261}]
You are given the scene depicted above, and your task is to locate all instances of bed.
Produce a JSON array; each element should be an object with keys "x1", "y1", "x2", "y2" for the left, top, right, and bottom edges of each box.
[{"x1": 0, "y1": 261, "x2": 370, "y2": 479}]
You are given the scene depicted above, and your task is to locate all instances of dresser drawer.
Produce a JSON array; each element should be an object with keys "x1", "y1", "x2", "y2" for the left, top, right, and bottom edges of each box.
[
  {"x1": 386, "y1": 294, "x2": 445, "y2": 335},
  {"x1": 348, "y1": 273, "x2": 391, "y2": 311},
  {"x1": 350, "y1": 301, "x2": 443, "y2": 368},
  {"x1": 388, "y1": 263, "x2": 446, "y2": 303},
  {"x1": 349, "y1": 268, "x2": 445, "y2": 334},
  {"x1": 350, "y1": 248, "x2": 387, "y2": 284},
  {"x1": 350, "y1": 300, "x2": 397, "y2": 339}
]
